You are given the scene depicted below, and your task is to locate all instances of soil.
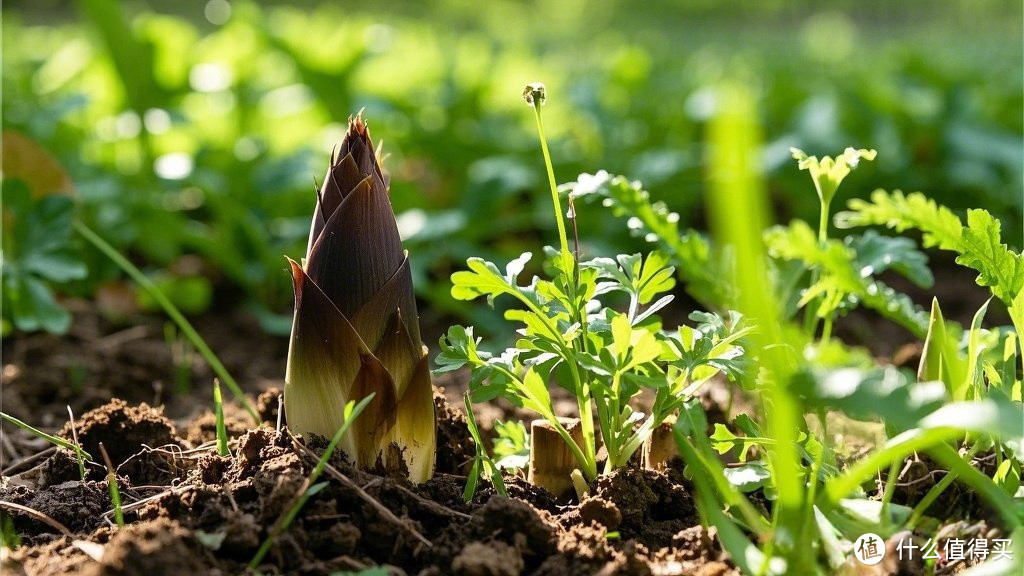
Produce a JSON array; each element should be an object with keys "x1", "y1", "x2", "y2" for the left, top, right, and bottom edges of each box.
[
  {"x1": 0, "y1": 397, "x2": 734, "y2": 576},
  {"x1": 1, "y1": 304, "x2": 741, "y2": 575},
  {"x1": 0, "y1": 263, "x2": 1008, "y2": 576}
]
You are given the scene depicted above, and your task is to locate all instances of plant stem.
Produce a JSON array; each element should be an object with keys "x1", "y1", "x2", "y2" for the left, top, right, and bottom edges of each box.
[
  {"x1": 214, "y1": 380, "x2": 230, "y2": 457},
  {"x1": 531, "y1": 98, "x2": 571, "y2": 262},
  {"x1": 249, "y1": 395, "x2": 374, "y2": 570},
  {"x1": 570, "y1": 468, "x2": 589, "y2": 500},
  {"x1": 523, "y1": 84, "x2": 597, "y2": 481},
  {"x1": 98, "y1": 442, "x2": 124, "y2": 527},
  {"x1": 501, "y1": 252, "x2": 597, "y2": 478},
  {"x1": 74, "y1": 221, "x2": 259, "y2": 422},
  {"x1": 880, "y1": 458, "x2": 901, "y2": 527},
  {"x1": 66, "y1": 406, "x2": 87, "y2": 480},
  {"x1": 818, "y1": 199, "x2": 831, "y2": 244},
  {"x1": 820, "y1": 316, "x2": 833, "y2": 346},
  {"x1": 804, "y1": 198, "x2": 832, "y2": 340},
  {"x1": 1, "y1": 412, "x2": 92, "y2": 461},
  {"x1": 800, "y1": 414, "x2": 828, "y2": 551},
  {"x1": 908, "y1": 444, "x2": 981, "y2": 529},
  {"x1": 490, "y1": 363, "x2": 595, "y2": 480}
]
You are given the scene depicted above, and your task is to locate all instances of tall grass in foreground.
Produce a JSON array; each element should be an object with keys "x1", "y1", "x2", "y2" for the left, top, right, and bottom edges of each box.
[
  {"x1": 675, "y1": 79, "x2": 1023, "y2": 575},
  {"x1": 705, "y1": 81, "x2": 807, "y2": 573},
  {"x1": 75, "y1": 221, "x2": 258, "y2": 422}
]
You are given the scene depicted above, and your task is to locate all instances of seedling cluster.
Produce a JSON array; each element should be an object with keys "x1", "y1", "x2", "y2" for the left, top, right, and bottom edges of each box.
[
  {"x1": 2, "y1": 80, "x2": 1020, "y2": 576},
  {"x1": 437, "y1": 83, "x2": 1023, "y2": 573}
]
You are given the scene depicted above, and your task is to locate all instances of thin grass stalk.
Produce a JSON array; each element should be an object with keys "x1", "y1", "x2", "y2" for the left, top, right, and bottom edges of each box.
[
  {"x1": 0, "y1": 412, "x2": 93, "y2": 461},
  {"x1": 820, "y1": 429, "x2": 1021, "y2": 529},
  {"x1": 462, "y1": 394, "x2": 507, "y2": 501},
  {"x1": 66, "y1": 406, "x2": 86, "y2": 480},
  {"x1": 706, "y1": 82, "x2": 807, "y2": 570},
  {"x1": 673, "y1": 414, "x2": 776, "y2": 575},
  {"x1": 879, "y1": 434, "x2": 903, "y2": 529},
  {"x1": 213, "y1": 379, "x2": 229, "y2": 457},
  {"x1": 98, "y1": 442, "x2": 124, "y2": 527},
  {"x1": 907, "y1": 463, "x2": 962, "y2": 530},
  {"x1": 926, "y1": 444, "x2": 1020, "y2": 529},
  {"x1": 248, "y1": 394, "x2": 374, "y2": 570},
  {"x1": 74, "y1": 221, "x2": 258, "y2": 422}
]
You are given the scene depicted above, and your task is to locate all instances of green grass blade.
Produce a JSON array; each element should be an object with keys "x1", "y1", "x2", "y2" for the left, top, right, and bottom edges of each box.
[
  {"x1": 98, "y1": 442, "x2": 124, "y2": 527},
  {"x1": 74, "y1": 221, "x2": 259, "y2": 422},
  {"x1": 249, "y1": 394, "x2": 374, "y2": 570},
  {"x1": 462, "y1": 393, "x2": 507, "y2": 499},
  {"x1": 66, "y1": 406, "x2": 87, "y2": 480},
  {"x1": 823, "y1": 428, "x2": 1021, "y2": 529},
  {"x1": 674, "y1": 413, "x2": 783, "y2": 574},
  {"x1": 213, "y1": 380, "x2": 230, "y2": 457},
  {"x1": 706, "y1": 81, "x2": 808, "y2": 569},
  {"x1": 1, "y1": 411, "x2": 93, "y2": 461},
  {"x1": 927, "y1": 443, "x2": 1021, "y2": 529}
]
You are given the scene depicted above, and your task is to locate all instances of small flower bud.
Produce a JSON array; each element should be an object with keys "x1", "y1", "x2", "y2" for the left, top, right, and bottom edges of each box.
[{"x1": 523, "y1": 82, "x2": 546, "y2": 106}]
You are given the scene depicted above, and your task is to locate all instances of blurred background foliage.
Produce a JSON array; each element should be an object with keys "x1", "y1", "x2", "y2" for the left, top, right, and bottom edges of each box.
[{"x1": 2, "y1": 0, "x2": 1021, "y2": 340}]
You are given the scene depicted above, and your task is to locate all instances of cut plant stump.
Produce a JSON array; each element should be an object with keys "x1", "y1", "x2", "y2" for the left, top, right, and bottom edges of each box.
[
  {"x1": 528, "y1": 417, "x2": 585, "y2": 499},
  {"x1": 642, "y1": 416, "x2": 677, "y2": 471}
]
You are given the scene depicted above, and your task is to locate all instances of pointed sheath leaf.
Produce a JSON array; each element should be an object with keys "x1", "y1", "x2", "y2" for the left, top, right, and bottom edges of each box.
[
  {"x1": 350, "y1": 254, "x2": 422, "y2": 353},
  {"x1": 287, "y1": 113, "x2": 435, "y2": 484},
  {"x1": 305, "y1": 174, "x2": 405, "y2": 317},
  {"x1": 335, "y1": 114, "x2": 387, "y2": 188},
  {"x1": 918, "y1": 298, "x2": 966, "y2": 398},
  {"x1": 372, "y1": 309, "x2": 420, "y2": 398},
  {"x1": 285, "y1": 259, "x2": 378, "y2": 452},
  {"x1": 349, "y1": 351, "x2": 399, "y2": 468},
  {"x1": 337, "y1": 116, "x2": 387, "y2": 193},
  {"x1": 381, "y1": 353, "x2": 436, "y2": 482},
  {"x1": 307, "y1": 152, "x2": 362, "y2": 256},
  {"x1": 332, "y1": 153, "x2": 371, "y2": 201}
]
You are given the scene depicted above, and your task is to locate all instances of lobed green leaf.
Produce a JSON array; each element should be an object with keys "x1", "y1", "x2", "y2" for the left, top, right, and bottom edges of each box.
[
  {"x1": 567, "y1": 171, "x2": 727, "y2": 309},
  {"x1": 838, "y1": 190, "x2": 1023, "y2": 306},
  {"x1": 451, "y1": 255, "x2": 529, "y2": 304}
]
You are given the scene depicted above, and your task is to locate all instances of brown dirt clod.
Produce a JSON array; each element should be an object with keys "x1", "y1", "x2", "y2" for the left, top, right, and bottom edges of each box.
[
  {"x1": 452, "y1": 540, "x2": 525, "y2": 576},
  {"x1": 80, "y1": 517, "x2": 212, "y2": 576},
  {"x1": 59, "y1": 399, "x2": 183, "y2": 485}
]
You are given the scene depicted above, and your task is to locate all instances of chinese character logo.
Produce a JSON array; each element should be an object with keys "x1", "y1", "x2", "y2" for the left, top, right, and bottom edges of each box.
[{"x1": 854, "y1": 533, "x2": 886, "y2": 566}]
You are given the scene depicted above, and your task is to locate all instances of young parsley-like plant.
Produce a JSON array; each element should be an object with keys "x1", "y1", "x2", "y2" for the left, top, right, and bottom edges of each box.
[{"x1": 437, "y1": 85, "x2": 748, "y2": 487}]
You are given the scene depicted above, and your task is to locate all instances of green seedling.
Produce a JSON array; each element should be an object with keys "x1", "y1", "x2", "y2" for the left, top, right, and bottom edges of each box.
[
  {"x1": 1, "y1": 411, "x2": 93, "y2": 463},
  {"x1": 462, "y1": 393, "x2": 507, "y2": 501},
  {"x1": 213, "y1": 379, "x2": 230, "y2": 457},
  {"x1": 492, "y1": 419, "x2": 530, "y2": 472},
  {"x1": 439, "y1": 85, "x2": 748, "y2": 491},
  {"x1": 790, "y1": 146, "x2": 876, "y2": 343},
  {"x1": 75, "y1": 221, "x2": 258, "y2": 422},
  {"x1": 98, "y1": 442, "x2": 124, "y2": 528},
  {"x1": 66, "y1": 406, "x2": 86, "y2": 480},
  {"x1": 249, "y1": 394, "x2": 374, "y2": 571}
]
